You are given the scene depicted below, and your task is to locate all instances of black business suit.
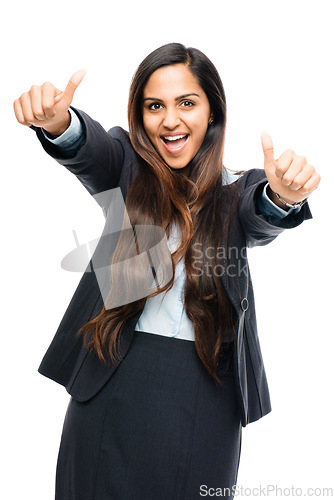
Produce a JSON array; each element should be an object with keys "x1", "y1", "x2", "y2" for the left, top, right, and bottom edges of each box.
[
  {"x1": 31, "y1": 106, "x2": 312, "y2": 427},
  {"x1": 30, "y1": 107, "x2": 312, "y2": 499}
]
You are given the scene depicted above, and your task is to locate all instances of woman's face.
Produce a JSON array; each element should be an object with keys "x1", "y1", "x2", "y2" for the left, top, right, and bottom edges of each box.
[{"x1": 142, "y1": 64, "x2": 212, "y2": 170}]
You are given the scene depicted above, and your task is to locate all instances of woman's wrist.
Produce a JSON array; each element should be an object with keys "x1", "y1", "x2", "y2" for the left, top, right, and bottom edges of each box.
[
  {"x1": 42, "y1": 111, "x2": 71, "y2": 138},
  {"x1": 265, "y1": 185, "x2": 290, "y2": 211}
]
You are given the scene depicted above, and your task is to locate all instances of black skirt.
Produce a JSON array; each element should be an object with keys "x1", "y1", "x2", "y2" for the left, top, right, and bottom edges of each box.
[{"x1": 55, "y1": 331, "x2": 242, "y2": 500}]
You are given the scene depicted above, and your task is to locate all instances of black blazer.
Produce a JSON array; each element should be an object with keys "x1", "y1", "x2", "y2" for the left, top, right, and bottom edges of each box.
[{"x1": 31, "y1": 107, "x2": 312, "y2": 427}]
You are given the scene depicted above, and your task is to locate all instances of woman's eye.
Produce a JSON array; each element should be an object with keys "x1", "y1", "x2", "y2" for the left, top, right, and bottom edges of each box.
[
  {"x1": 148, "y1": 103, "x2": 162, "y2": 110},
  {"x1": 180, "y1": 100, "x2": 194, "y2": 107}
]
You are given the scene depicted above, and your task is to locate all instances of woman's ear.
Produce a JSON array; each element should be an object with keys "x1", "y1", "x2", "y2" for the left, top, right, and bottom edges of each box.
[{"x1": 208, "y1": 113, "x2": 214, "y2": 125}]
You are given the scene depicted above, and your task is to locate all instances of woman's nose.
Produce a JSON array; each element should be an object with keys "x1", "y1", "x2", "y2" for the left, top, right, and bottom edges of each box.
[{"x1": 162, "y1": 107, "x2": 181, "y2": 129}]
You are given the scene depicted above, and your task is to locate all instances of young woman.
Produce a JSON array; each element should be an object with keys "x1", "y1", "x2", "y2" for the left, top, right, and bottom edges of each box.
[{"x1": 13, "y1": 43, "x2": 320, "y2": 500}]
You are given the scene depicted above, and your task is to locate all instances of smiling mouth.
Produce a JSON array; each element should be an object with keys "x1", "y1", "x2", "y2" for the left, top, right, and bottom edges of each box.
[{"x1": 161, "y1": 134, "x2": 189, "y2": 153}]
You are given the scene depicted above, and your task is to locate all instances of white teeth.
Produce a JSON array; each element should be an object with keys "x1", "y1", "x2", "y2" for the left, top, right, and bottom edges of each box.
[{"x1": 163, "y1": 134, "x2": 187, "y2": 141}]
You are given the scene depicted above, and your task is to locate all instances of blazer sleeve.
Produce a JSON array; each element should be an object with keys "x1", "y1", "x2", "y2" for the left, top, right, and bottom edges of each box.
[
  {"x1": 236, "y1": 168, "x2": 313, "y2": 248},
  {"x1": 29, "y1": 106, "x2": 125, "y2": 199}
]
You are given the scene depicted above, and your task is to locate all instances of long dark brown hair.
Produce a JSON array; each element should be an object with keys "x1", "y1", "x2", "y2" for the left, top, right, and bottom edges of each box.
[{"x1": 77, "y1": 43, "x2": 240, "y2": 384}]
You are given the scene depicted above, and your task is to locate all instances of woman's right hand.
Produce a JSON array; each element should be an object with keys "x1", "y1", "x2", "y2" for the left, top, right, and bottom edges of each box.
[{"x1": 13, "y1": 69, "x2": 86, "y2": 137}]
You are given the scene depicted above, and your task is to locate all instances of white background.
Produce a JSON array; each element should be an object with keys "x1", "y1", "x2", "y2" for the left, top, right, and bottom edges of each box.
[{"x1": 2, "y1": 0, "x2": 333, "y2": 498}]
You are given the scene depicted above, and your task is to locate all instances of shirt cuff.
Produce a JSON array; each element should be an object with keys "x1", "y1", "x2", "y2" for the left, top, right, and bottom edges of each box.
[
  {"x1": 41, "y1": 108, "x2": 83, "y2": 146},
  {"x1": 259, "y1": 182, "x2": 302, "y2": 219}
]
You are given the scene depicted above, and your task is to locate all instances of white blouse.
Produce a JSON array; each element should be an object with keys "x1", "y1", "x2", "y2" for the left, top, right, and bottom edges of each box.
[{"x1": 134, "y1": 219, "x2": 195, "y2": 341}]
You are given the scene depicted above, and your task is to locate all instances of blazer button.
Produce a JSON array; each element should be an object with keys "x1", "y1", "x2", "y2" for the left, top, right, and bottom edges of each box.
[{"x1": 241, "y1": 298, "x2": 249, "y2": 311}]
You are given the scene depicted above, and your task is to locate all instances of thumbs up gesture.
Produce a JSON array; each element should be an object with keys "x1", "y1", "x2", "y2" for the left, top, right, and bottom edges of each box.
[
  {"x1": 261, "y1": 132, "x2": 321, "y2": 207},
  {"x1": 13, "y1": 69, "x2": 86, "y2": 137}
]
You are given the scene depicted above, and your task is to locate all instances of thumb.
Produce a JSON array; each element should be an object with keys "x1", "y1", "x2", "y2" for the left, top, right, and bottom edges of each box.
[
  {"x1": 261, "y1": 131, "x2": 275, "y2": 171},
  {"x1": 62, "y1": 68, "x2": 87, "y2": 105}
]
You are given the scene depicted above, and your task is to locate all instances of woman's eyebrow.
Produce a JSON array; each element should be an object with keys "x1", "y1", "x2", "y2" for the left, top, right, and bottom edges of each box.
[
  {"x1": 176, "y1": 93, "x2": 200, "y2": 100},
  {"x1": 143, "y1": 93, "x2": 200, "y2": 103}
]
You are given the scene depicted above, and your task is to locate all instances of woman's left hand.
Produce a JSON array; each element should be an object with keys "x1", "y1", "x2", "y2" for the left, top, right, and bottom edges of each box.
[{"x1": 261, "y1": 132, "x2": 321, "y2": 206}]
